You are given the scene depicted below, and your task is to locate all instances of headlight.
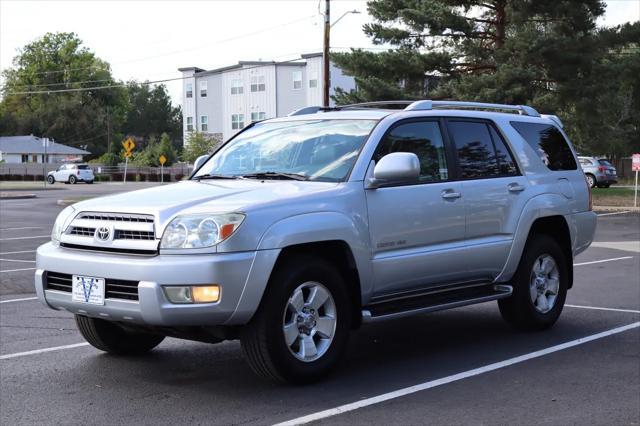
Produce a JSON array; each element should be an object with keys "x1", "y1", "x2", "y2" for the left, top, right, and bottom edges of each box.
[
  {"x1": 160, "y1": 213, "x2": 245, "y2": 249},
  {"x1": 51, "y1": 206, "x2": 76, "y2": 246}
]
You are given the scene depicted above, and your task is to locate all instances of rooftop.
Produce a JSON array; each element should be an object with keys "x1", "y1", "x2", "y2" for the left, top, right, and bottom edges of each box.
[
  {"x1": 0, "y1": 135, "x2": 91, "y2": 155},
  {"x1": 179, "y1": 52, "x2": 322, "y2": 77}
]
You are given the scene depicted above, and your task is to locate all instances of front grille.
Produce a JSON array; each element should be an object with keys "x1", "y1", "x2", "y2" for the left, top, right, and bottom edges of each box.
[
  {"x1": 77, "y1": 212, "x2": 154, "y2": 223},
  {"x1": 69, "y1": 226, "x2": 95, "y2": 237},
  {"x1": 114, "y1": 230, "x2": 155, "y2": 240},
  {"x1": 44, "y1": 271, "x2": 140, "y2": 301},
  {"x1": 60, "y1": 243, "x2": 157, "y2": 256}
]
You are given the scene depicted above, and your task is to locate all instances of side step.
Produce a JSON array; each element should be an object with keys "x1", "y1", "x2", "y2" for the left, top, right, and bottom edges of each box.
[{"x1": 361, "y1": 284, "x2": 513, "y2": 323}]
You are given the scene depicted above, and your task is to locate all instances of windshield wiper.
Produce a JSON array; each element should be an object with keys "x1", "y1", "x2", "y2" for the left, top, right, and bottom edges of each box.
[
  {"x1": 193, "y1": 173, "x2": 244, "y2": 181},
  {"x1": 240, "y1": 172, "x2": 310, "y2": 181}
]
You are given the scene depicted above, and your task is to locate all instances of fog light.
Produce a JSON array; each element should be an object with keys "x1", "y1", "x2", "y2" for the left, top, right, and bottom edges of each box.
[
  {"x1": 164, "y1": 285, "x2": 220, "y2": 304},
  {"x1": 191, "y1": 285, "x2": 220, "y2": 303}
]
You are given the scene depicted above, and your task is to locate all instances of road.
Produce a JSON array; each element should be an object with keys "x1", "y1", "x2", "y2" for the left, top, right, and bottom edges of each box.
[{"x1": 1, "y1": 183, "x2": 639, "y2": 425}]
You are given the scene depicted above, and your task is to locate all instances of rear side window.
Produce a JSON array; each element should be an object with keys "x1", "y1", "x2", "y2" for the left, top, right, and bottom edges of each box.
[
  {"x1": 598, "y1": 159, "x2": 612, "y2": 166},
  {"x1": 374, "y1": 120, "x2": 448, "y2": 182},
  {"x1": 510, "y1": 122, "x2": 577, "y2": 171},
  {"x1": 77, "y1": 165, "x2": 89, "y2": 170},
  {"x1": 448, "y1": 121, "x2": 518, "y2": 179}
]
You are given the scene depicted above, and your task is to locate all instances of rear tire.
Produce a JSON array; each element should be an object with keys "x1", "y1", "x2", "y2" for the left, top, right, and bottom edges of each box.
[
  {"x1": 86, "y1": 180, "x2": 94, "y2": 184},
  {"x1": 47, "y1": 175, "x2": 55, "y2": 184},
  {"x1": 240, "y1": 255, "x2": 351, "y2": 383},
  {"x1": 498, "y1": 234, "x2": 568, "y2": 331},
  {"x1": 69, "y1": 175, "x2": 77, "y2": 184},
  {"x1": 75, "y1": 315, "x2": 164, "y2": 355},
  {"x1": 585, "y1": 174, "x2": 596, "y2": 188}
]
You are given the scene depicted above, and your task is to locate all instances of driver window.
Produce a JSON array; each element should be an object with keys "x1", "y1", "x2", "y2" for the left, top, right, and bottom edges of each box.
[{"x1": 373, "y1": 121, "x2": 449, "y2": 182}]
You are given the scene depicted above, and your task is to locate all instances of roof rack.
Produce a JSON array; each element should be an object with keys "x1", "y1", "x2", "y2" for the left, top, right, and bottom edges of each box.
[
  {"x1": 288, "y1": 100, "x2": 541, "y2": 117},
  {"x1": 405, "y1": 100, "x2": 540, "y2": 117}
]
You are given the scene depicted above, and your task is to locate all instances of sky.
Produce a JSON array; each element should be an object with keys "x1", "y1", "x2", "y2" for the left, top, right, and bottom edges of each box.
[{"x1": 1, "y1": 0, "x2": 639, "y2": 105}]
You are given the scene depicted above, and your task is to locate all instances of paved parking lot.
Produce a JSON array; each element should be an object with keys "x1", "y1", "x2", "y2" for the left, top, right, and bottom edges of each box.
[{"x1": 1, "y1": 183, "x2": 638, "y2": 425}]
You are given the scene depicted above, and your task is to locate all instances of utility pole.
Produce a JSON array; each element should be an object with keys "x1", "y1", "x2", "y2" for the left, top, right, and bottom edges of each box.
[
  {"x1": 107, "y1": 105, "x2": 112, "y2": 153},
  {"x1": 323, "y1": 0, "x2": 331, "y2": 107}
]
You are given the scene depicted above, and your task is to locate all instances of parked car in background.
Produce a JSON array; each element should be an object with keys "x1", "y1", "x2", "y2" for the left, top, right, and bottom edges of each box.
[
  {"x1": 47, "y1": 164, "x2": 94, "y2": 184},
  {"x1": 578, "y1": 156, "x2": 617, "y2": 188}
]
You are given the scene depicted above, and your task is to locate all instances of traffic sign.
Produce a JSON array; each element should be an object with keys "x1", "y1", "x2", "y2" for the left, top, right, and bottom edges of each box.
[
  {"x1": 123, "y1": 151, "x2": 132, "y2": 158},
  {"x1": 122, "y1": 137, "x2": 136, "y2": 152},
  {"x1": 632, "y1": 153, "x2": 640, "y2": 172},
  {"x1": 159, "y1": 155, "x2": 167, "y2": 166}
]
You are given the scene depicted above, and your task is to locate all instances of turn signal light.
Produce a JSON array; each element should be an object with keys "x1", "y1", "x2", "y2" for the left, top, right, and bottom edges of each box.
[{"x1": 164, "y1": 285, "x2": 220, "y2": 304}]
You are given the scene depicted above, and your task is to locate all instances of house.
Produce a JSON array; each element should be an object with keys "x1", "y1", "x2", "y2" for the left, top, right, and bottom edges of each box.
[
  {"x1": 178, "y1": 52, "x2": 356, "y2": 144},
  {"x1": 0, "y1": 135, "x2": 91, "y2": 164}
]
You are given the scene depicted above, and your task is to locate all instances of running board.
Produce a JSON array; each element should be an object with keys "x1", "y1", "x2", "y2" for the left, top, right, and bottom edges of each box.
[{"x1": 361, "y1": 284, "x2": 513, "y2": 323}]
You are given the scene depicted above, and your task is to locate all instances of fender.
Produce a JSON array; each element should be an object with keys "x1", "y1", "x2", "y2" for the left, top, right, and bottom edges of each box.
[
  {"x1": 495, "y1": 193, "x2": 572, "y2": 282},
  {"x1": 258, "y1": 211, "x2": 373, "y2": 297}
]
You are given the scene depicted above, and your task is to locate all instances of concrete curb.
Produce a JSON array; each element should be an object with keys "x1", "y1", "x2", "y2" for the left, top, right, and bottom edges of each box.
[
  {"x1": 56, "y1": 199, "x2": 78, "y2": 206},
  {"x1": 0, "y1": 192, "x2": 37, "y2": 200},
  {"x1": 593, "y1": 205, "x2": 639, "y2": 212}
]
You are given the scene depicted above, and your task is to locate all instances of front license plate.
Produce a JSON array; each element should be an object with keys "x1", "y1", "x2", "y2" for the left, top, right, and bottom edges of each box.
[{"x1": 72, "y1": 275, "x2": 105, "y2": 305}]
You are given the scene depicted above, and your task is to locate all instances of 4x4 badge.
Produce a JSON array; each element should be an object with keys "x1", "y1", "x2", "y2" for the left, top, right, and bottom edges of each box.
[{"x1": 95, "y1": 226, "x2": 110, "y2": 241}]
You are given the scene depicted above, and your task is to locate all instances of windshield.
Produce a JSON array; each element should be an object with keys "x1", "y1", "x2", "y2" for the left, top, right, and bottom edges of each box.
[{"x1": 193, "y1": 119, "x2": 377, "y2": 182}]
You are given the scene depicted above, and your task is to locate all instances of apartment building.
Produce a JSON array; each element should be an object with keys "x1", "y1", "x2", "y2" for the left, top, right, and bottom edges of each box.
[{"x1": 178, "y1": 53, "x2": 355, "y2": 144}]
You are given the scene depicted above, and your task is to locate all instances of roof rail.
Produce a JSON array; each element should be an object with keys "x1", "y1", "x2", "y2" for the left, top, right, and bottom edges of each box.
[
  {"x1": 541, "y1": 114, "x2": 564, "y2": 128},
  {"x1": 340, "y1": 101, "x2": 414, "y2": 110},
  {"x1": 288, "y1": 106, "x2": 324, "y2": 116},
  {"x1": 405, "y1": 100, "x2": 541, "y2": 117}
]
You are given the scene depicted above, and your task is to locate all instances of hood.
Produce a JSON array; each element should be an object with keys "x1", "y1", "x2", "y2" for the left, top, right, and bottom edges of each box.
[{"x1": 71, "y1": 179, "x2": 338, "y2": 224}]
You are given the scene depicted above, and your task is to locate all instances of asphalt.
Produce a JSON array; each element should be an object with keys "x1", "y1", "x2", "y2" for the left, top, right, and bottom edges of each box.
[{"x1": 0, "y1": 183, "x2": 638, "y2": 425}]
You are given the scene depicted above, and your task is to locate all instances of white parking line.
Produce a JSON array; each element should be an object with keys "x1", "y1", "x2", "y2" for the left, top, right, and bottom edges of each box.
[
  {"x1": 0, "y1": 296, "x2": 38, "y2": 304},
  {"x1": 0, "y1": 227, "x2": 42, "y2": 231},
  {"x1": 574, "y1": 256, "x2": 633, "y2": 266},
  {"x1": 275, "y1": 321, "x2": 640, "y2": 426},
  {"x1": 0, "y1": 258, "x2": 35, "y2": 263},
  {"x1": 0, "y1": 267, "x2": 36, "y2": 273},
  {"x1": 0, "y1": 250, "x2": 36, "y2": 255},
  {"x1": 0, "y1": 235, "x2": 49, "y2": 241},
  {"x1": 597, "y1": 211, "x2": 631, "y2": 216},
  {"x1": 0, "y1": 343, "x2": 90, "y2": 360},
  {"x1": 565, "y1": 304, "x2": 640, "y2": 314}
]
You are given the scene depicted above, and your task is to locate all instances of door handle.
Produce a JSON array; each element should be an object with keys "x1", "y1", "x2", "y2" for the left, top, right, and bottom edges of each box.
[
  {"x1": 508, "y1": 183, "x2": 525, "y2": 193},
  {"x1": 441, "y1": 190, "x2": 461, "y2": 199}
]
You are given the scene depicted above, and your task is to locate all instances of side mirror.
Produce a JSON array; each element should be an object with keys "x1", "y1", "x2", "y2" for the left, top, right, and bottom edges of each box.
[
  {"x1": 366, "y1": 152, "x2": 420, "y2": 189},
  {"x1": 193, "y1": 154, "x2": 209, "y2": 172}
]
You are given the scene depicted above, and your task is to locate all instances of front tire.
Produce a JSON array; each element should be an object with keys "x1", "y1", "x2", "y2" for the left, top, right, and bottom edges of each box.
[
  {"x1": 75, "y1": 315, "x2": 164, "y2": 355},
  {"x1": 498, "y1": 234, "x2": 568, "y2": 331},
  {"x1": 69, "y1": 175, "x2": 77, "y2": 184},
  {"x1": 47, "y1": 175, "x2": 55, "y2": 184},
  {"x1": 240, "y1": 255, "x2": 351, "y2": 383}
]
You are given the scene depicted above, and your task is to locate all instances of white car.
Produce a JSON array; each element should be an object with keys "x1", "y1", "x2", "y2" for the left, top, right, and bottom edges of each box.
[{"x1": 47, "y1": 164, "x2": 94, "y2": 184}]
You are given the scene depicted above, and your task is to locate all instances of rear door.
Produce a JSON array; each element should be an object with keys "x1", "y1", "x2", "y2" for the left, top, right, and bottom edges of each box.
[
  {"x1": 446, "y1": 119, "x2": 529, "y2": 280},
  {"x1": 365, "y1": 119, "x2": 467, "y2": 296}
]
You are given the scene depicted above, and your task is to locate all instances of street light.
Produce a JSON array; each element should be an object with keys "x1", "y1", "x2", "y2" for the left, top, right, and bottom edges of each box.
[{"x1": 322, "y1": 1, "x2": 361, "y2": 107}]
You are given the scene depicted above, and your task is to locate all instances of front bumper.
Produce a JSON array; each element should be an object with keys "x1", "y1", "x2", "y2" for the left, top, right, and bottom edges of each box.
[{"x1": 35, "y1": 243, "x2": 279, "y2": 326}]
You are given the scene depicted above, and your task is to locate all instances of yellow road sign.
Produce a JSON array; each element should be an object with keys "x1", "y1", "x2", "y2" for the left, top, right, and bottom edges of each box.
[
  {"x1": 123, "y1": 150, "x2": 132, "y2": 158},
  {"x1": 159, "y1": 155, "x2": 167, "y2": 166},
  {"x1": 122, "y1": 137, "x2": 136, "y2": 152}
]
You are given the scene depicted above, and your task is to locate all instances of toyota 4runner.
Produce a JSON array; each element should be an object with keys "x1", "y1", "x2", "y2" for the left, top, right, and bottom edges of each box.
[{"x1": 35, "y1": 100, "x2": 597, "y2": 383}]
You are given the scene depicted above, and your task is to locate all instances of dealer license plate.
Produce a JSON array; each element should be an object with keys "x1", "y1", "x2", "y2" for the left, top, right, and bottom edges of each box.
[{"x1": 72, "y1": 275, "x2": 105, "y2": 305}]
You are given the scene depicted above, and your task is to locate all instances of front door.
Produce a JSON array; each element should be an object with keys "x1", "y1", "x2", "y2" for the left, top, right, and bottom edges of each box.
[{"x1": 365, "y1": 119, "x2": 467, "y2": 297}]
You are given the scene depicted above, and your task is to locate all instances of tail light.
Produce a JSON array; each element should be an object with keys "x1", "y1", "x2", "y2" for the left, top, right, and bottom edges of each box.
[
  {"x1": 598, "y1": 166, "x2": 606, "y2": 172},
  {"x1": 76, "y1": 170, "x2": 80, "y2": 175}
]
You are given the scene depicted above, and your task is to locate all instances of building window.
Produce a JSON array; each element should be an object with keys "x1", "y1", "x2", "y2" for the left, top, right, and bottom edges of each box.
[
  {"x1": 200, "y1": 81, "x2": 207, "y2": 97},
  {"x1": 231, "y1": 79, "x2": 243, "y2": 95},
  {"x1": 251, "y1": 112, "x2": 266, "y2": 122},
  {"x1": 186, "y1": 83, "x2": 193, "y2": 98},
  {"x1": 309, "y1": 71, "x2": 318, "y2": 88},
  {"x1": 250, "y1": 75, "x2": 265, "y2": 92},
  {"x1": 32, "y1": 154, "x2": 38, "y2": 162},
  {"x1": 21, "y1": 154, "x2": 28, "y2": 163},
  {"x1": 200, "y1": 115, "x2": 208, "y2": 132},
  {"x1": 186, "y1": 116, "x2": 194, "y2": 132},
  {"x1": 292, "y1": 71, "x2": 302, "y2": 89},
  {"x1": 231, "y1": 114, "x2": 245, "y2": 130}
]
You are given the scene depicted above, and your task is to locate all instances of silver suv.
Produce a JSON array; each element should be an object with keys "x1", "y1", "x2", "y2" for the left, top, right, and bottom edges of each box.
[
  {"x1": 36, "y1": 101, "x2": 597, "y2": 383},
  {"x1": 578, "y1": 156, "x2": 618, "y2": 188}
]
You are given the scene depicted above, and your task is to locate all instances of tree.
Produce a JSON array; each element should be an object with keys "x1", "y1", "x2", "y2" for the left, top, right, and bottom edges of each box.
[
  {"x1": 183, "y1": 132, "x2": 221, "y2": 163},
  {"x1": 0, "y1": 32, "x2": 126, "y2": 157},
  {"x1": 123, "y1": 83, "x2": 182, "y2": 148},
  {"x1": 332, "y1": 1, "x2": 640, "y2": 156}
]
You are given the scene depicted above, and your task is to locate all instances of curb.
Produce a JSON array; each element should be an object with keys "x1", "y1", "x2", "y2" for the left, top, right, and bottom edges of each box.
[
  {"x1": 0, "y1": 192, "x2": 37, "y2": 200},
  {"x1": 56, "y1": 199, "x2": 77, "y2": 206},
  {"x1": 593, "y1": 205, "x2": 639, "y2": 212}
]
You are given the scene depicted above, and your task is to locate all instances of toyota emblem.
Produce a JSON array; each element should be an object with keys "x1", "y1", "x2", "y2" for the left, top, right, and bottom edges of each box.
[{"x1": 95, "y1": 226, "x2": 111, "y2": 241}]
